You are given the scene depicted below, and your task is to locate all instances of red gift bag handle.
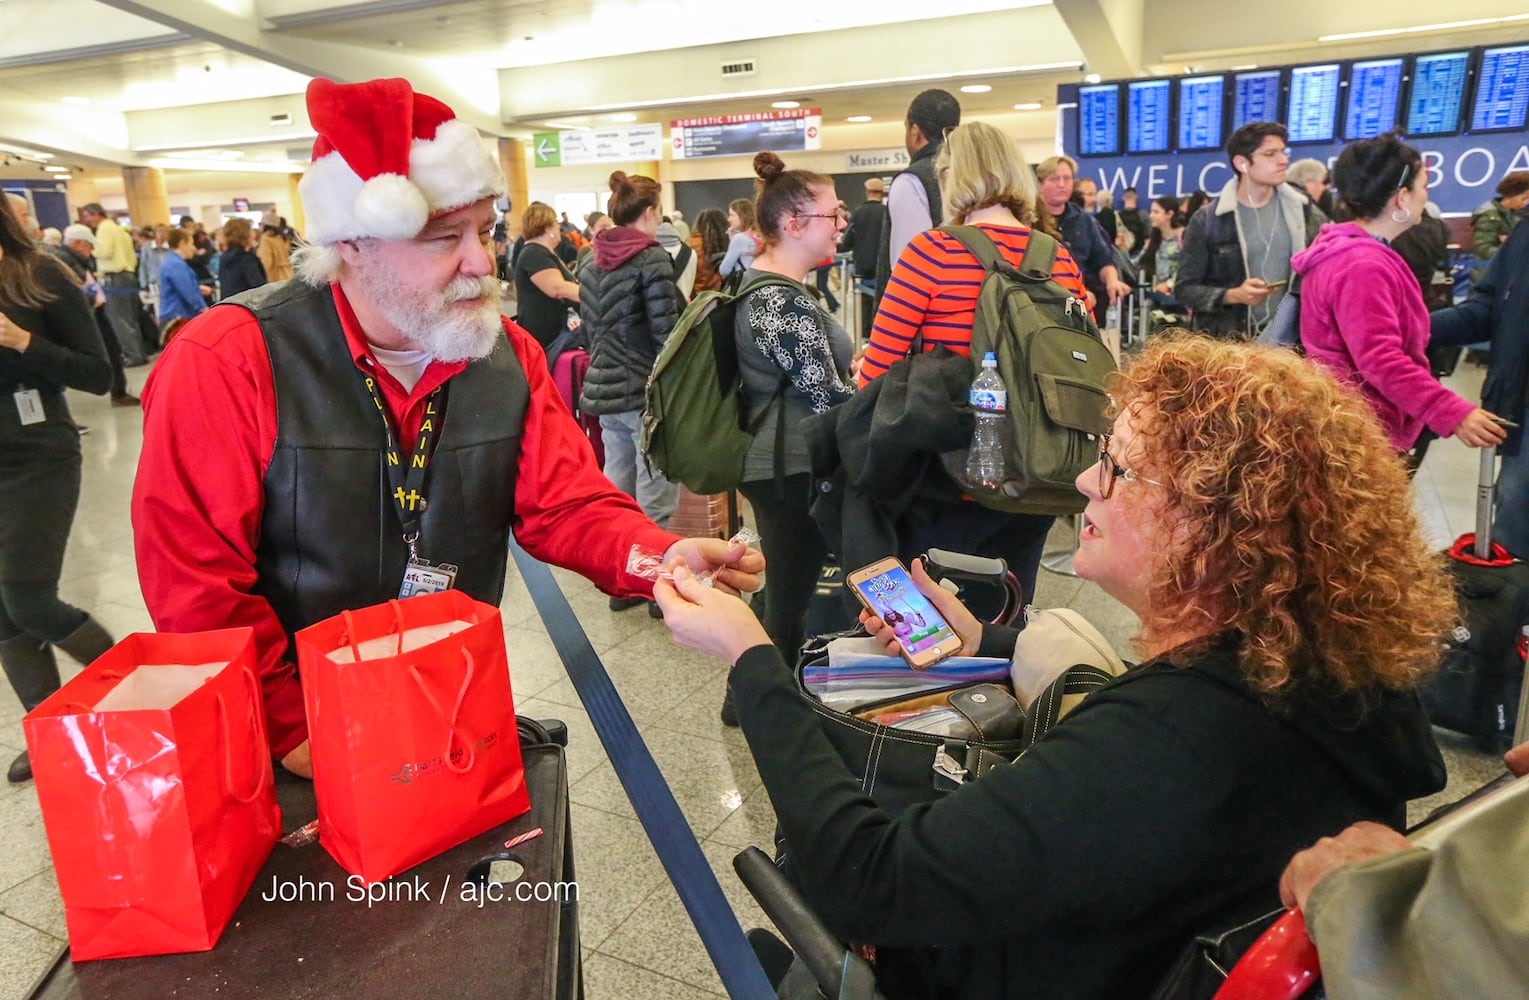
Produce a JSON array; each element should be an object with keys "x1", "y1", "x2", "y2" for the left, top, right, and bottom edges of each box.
[
  {"x1": 408, "y1": 648, "x2": 478, "y2": 775},
  {"x1": 1213, "y1": 909, "x2": 1321, "y2": 1000},
  {"x1": 338, "y1": 600, "x2": 410, "y2": 660},
  {"x1": 215, "y1": 667, "x2": 270, "y2": 805}
]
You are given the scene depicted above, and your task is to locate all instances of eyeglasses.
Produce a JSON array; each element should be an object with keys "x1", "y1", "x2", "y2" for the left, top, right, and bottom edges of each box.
[
  {"x1": 1395, "y1": 163, "x2": 1412, "y2": 191},
  {"x1": 1097, "y1": 435, "x2": 1166, "y2": 498},
  {"x1": 1254, "y1": 147, "x2": 1292, "y2": 160},
  {"x1": 795, "y1": 209, "x2": 847, "y2": 223}
]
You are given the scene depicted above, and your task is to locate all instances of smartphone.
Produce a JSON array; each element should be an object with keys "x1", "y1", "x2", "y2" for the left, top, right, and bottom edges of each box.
[
  {"x1": 846, "y1": 557, "x2": 964, "y2": 669},
  {"x1": 1261, "y1": 279, "x2": 1289, "y2": 289},
  {"x1": 1491, "y1": 416, "x2": 1520, "y2": 429}
]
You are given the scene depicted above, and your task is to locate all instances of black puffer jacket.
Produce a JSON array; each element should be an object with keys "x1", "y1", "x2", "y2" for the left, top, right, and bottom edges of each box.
[{"x1": 577, "y1": 227, "x2": 680, "y2": 414}]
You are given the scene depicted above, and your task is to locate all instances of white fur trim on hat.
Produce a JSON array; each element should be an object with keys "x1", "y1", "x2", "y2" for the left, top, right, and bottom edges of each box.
[
  {"x1": 299, "y1": 121, "x2": 503, "y2": 246},
  {"x1": 409, "y1": 119, "x2": 505, "y2": 217}
]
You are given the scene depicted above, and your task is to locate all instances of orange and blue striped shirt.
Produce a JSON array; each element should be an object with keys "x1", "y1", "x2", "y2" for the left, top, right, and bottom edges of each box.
[{"x1": 859, "y1": 224, "x2": 1087, "y2": 385}]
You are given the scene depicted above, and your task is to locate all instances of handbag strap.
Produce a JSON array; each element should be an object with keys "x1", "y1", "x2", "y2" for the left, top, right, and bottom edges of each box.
[{"x1": 508, "y1": 540, "x2": 777, "y2": 1000}]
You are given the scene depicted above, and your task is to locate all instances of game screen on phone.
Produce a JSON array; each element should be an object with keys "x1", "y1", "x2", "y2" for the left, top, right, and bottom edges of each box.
[{"x1": 853, "y1": 565, "x2": 959, "y2": 656}]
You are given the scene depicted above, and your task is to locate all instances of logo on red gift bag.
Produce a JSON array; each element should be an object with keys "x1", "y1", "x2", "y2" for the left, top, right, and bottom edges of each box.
[{"x1": 388, "y1": 730, "x2": 501, "y2": 784}]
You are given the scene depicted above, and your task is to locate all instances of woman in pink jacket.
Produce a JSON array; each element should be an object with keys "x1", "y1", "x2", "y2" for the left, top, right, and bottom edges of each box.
[{"x1": 1293, "y1": 133, "x2": 1506, "y2": 455}]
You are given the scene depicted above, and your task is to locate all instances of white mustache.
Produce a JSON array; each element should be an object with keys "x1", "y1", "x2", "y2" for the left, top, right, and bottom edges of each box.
[{"x1": 444, "y1": 275, "x2": 498, "y2": 304}]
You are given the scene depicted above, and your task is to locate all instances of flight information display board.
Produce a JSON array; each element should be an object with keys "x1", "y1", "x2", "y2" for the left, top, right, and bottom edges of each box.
[
  {"x1": 1233, "y1": 70, "x2": 1282, "y2": 130},
  {"x1": 1078, "y1": 84, "x2": 1122, "y2": 156},
  {"x1": 1127, "y1": 79, "x2": 1172, "y2": 154},
  {"x1": 1287, "y1": 63, "x2": 1342, "y2": 143},
  {"x1": 1407, "y1": 51, "x2": 1471, "y2": 136},
  {"x1": 1344, "y1": 58, "x2": 1403, "y2": 140},
  {"x1": 1178, "y1": 75, "x2": 1225, "y2": 150},
  {"x1": 1471, "y1": 44, "x2": 1529, "y2": 132}
]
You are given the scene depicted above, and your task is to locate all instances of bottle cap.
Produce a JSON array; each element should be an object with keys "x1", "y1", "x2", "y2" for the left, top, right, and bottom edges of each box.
[{"x1": 982, "y1": 352, "x2": 997, "y2": 364}]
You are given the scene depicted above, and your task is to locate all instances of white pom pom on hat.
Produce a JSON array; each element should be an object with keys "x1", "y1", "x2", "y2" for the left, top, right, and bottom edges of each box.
[{"x1": 297, "y1": 77, "x2": 505, "y2": 246}]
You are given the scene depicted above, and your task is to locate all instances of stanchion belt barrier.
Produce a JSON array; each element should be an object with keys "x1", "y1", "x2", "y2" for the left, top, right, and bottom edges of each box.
[{"x1": 509, "y1": 541, "x2": 777, "y2": 1000}]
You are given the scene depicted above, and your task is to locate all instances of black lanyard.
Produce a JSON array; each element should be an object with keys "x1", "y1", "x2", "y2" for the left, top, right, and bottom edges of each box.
[{"x1": 359, "y1": 372, "x2": 446, "y2": 557}]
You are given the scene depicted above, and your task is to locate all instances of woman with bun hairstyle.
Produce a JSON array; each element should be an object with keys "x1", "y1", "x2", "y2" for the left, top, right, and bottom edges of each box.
[
  {"x1": 720, "y1": 197, "x2": 761, "y2": 277},
  {"x1": 1292, "y1": 132, "x2": 1507, "y2": 457},
  {"x1": 577, "y1": 170, "x2": 683, "y2": 608},
  {"x1": 725, "y1": 151, "x2": 855, "y2": 723}
]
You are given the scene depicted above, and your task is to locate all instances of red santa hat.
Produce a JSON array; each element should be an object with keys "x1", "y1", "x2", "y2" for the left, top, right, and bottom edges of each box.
[{"x1": 298, "y1": 77, "x2": 505, "y2": 245}]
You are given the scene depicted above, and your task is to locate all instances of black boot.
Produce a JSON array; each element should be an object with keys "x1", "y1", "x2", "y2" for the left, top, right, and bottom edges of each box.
[
  {"x1": 54, "y1": 616, "x2": 114, "y2": 667},
  {"x1": 0, "y1": 636, "x2": 63, "y2": 784}
]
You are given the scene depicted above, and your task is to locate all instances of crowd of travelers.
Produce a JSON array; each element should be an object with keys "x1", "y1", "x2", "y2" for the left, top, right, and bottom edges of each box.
[{"x1": 2, "y1": 73, "x2": 1526, "y2": 1000}]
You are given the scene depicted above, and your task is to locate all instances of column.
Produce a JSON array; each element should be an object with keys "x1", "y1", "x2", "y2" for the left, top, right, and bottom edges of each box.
[
  {"x1": 499, "y1": 138, "x2": 529, "y2": 237},
  {"x1": 122, "y1": 166, "x2": 171, "y2": 228},
  {"x1": 286, "y1": 173, "x2": 307, "y2": 237}
]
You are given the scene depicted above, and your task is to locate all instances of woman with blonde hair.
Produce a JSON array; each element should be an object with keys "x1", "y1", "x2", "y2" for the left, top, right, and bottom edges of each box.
[
  {"x1": 657, "y1": 334, "x2": 1448, "y2": 998},
  {"x1": 861, "y1": 120, "x2": 1090, "y2": 604},
  {"x1": 719, "y1": 197, "x2": 761, "y2": 277},
  {"x1": 513, "y1": 200, "x2": 580, "y2": 351}
]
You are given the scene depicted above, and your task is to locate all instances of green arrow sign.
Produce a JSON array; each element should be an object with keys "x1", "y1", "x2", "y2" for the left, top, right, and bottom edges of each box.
[{"x1": 532, "y1": 132, "x2": 561, "y2": 167}]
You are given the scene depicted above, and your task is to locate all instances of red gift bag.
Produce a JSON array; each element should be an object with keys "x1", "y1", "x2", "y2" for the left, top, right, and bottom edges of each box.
[
  {"x1": 23, "y1": 628, "x2": 280, "y2": 961},
  {"x1": 294, "y1": 590, "x2": 530, "y2": 883}
]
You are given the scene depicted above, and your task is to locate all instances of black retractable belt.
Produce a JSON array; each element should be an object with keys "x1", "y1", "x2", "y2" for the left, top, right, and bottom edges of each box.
[{"x1": 508, "y1": 540, "x2": 776, "y2": 1000}]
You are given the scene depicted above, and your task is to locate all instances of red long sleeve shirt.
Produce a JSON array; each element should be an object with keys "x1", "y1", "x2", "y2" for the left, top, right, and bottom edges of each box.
[{"x1": 132, "y1": 284, "x2": 679, "y2": 758}]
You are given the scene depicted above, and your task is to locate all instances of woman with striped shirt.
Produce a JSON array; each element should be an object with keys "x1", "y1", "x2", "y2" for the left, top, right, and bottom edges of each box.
[{"x1": 861, "y1": 121, "x2": 1088, "y2": 605}]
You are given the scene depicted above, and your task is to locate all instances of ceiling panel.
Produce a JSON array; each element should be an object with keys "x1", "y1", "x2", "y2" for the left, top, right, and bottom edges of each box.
[{"x1": 0, "y1": 40, "x2": 312, "y2": 111}]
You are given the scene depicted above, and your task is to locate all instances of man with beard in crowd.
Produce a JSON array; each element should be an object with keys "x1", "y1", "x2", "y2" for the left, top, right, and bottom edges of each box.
[{"x1": 132, "y1": 78, "x2": 763, "y2": 779}]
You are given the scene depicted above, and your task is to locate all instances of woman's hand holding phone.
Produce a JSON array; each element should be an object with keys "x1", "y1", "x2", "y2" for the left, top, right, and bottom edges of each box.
[{"x1": 858, "y1": 558, "x2": 984, "y2": 666}]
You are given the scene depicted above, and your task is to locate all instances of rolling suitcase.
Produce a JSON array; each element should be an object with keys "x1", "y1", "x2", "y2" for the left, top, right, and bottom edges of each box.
[
  {"x1": 551, "y1": 348, "x2": 605, "y2": 468},
  {"x1": 1422, "y1": 445, "x2": 1529, "y2": 753}
]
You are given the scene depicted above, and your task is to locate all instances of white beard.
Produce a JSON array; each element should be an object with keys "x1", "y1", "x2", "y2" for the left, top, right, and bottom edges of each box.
[{"x1": 354, "y1": 259, "x2": 503, "y2": 362}]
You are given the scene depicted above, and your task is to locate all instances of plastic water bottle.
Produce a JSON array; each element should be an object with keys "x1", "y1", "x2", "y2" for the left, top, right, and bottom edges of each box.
[
  {"x1": 1105, "y1": 300, "x2": 1121, "y2": 330},
  {"x1": 966, "y1": 352, "x2": 1008, "y2": 488}
]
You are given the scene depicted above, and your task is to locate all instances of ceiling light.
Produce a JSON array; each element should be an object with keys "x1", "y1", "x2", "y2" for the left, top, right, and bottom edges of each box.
[
  {"x1": 1013, "y1": 102, "x2": 1043, "y2": 111},
  {"x1": 33, "y1": 152, "x2": 54, "y2": 160},
  {"x1": 960, "y1": 84, "x2": 992, "y2": 94},
  {"x1": 1230, "y1": 64, "x2": 1259, "y2": 71},
  {"x1": 55, "y1": 174, "x2": 73, "y2": 180},
  {"x1": 609, "y1": 113, "x2": 637, "y2": 123},
  {"x1": 541, "y1": 121, "x2": 591, "y2": 131},
  {"x1": 771, "y1": 101, "x2": 800, "y2": 109},
  {"x1": 62, "y1": 96, "x2": 90, "y2": 105},
  {"x1": 1083, "y1": 73, "x2": 1102, "y2": 84},
  {"x1": 1319, "y1": 13, "x2": 1529, "y2": 41},
  {"x1": 847, "y1": 115, "x2": 872, "y2": 122},
  {"x1": 44, "y1": 165, "x2": 68, "y2": 172}
]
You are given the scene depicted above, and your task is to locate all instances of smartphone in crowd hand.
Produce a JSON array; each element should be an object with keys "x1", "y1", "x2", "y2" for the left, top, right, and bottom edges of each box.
[
  {"x1": 1260, "y1": 279, "x2": 1289, "y2": 289},
  {"x1": 846, "y1": 557, "x2": 964, "y2": 669}
]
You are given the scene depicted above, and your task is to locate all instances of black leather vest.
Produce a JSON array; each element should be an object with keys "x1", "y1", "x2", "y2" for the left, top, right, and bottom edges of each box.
[
  {"x1": 235, "y1": 281, "x2": 529, "y2": 647},
  {"x1": 874, "y1": 141, "x2": 945, "y2": 304}
]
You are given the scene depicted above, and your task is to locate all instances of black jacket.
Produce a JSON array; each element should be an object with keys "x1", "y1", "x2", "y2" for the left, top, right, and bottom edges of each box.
[
  {"x1": 1432, "y1": 221, "x2": 1529, "y2": 456},
  {"x1": 218, "y1": 246, "x2": 268, "y2": 300},
  {"x1": 732, "y1": 631, "x2": 1445, "y2": 1000},
  {"x1": 577, "y1": 228, "x2": 680, "y2": 415},
  {"x1": 802, "y1": 347, "x2": 969, "y2": 573},
  {"x1": 841, "y1": 199, "x2": 887, "y2": 278},
  {"x1": 1175, "y1": 180, "x2": 1323, "y2": 337}
]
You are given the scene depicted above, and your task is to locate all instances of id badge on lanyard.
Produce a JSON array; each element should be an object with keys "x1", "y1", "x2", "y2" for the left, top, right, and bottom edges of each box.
[
  {"x1": 14, "y1": 387, "x2": 44, "y2": 426},
  {"x1": 358, "y1": 374, "x2": 458, "y2": 599}
]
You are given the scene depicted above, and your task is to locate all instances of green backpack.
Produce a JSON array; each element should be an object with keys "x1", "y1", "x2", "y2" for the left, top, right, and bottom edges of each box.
[
  {"x1": 641, "y1": 272, "x2": 800, "y2": 494},
  {"x1": 940, "y1": 226, "x2": 1117, "y2": 516}
]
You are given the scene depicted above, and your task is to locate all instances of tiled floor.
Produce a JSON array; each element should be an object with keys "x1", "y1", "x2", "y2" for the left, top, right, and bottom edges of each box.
[{"x1": 0, "y1": 359, "x2": 1508, "y2": 999}]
